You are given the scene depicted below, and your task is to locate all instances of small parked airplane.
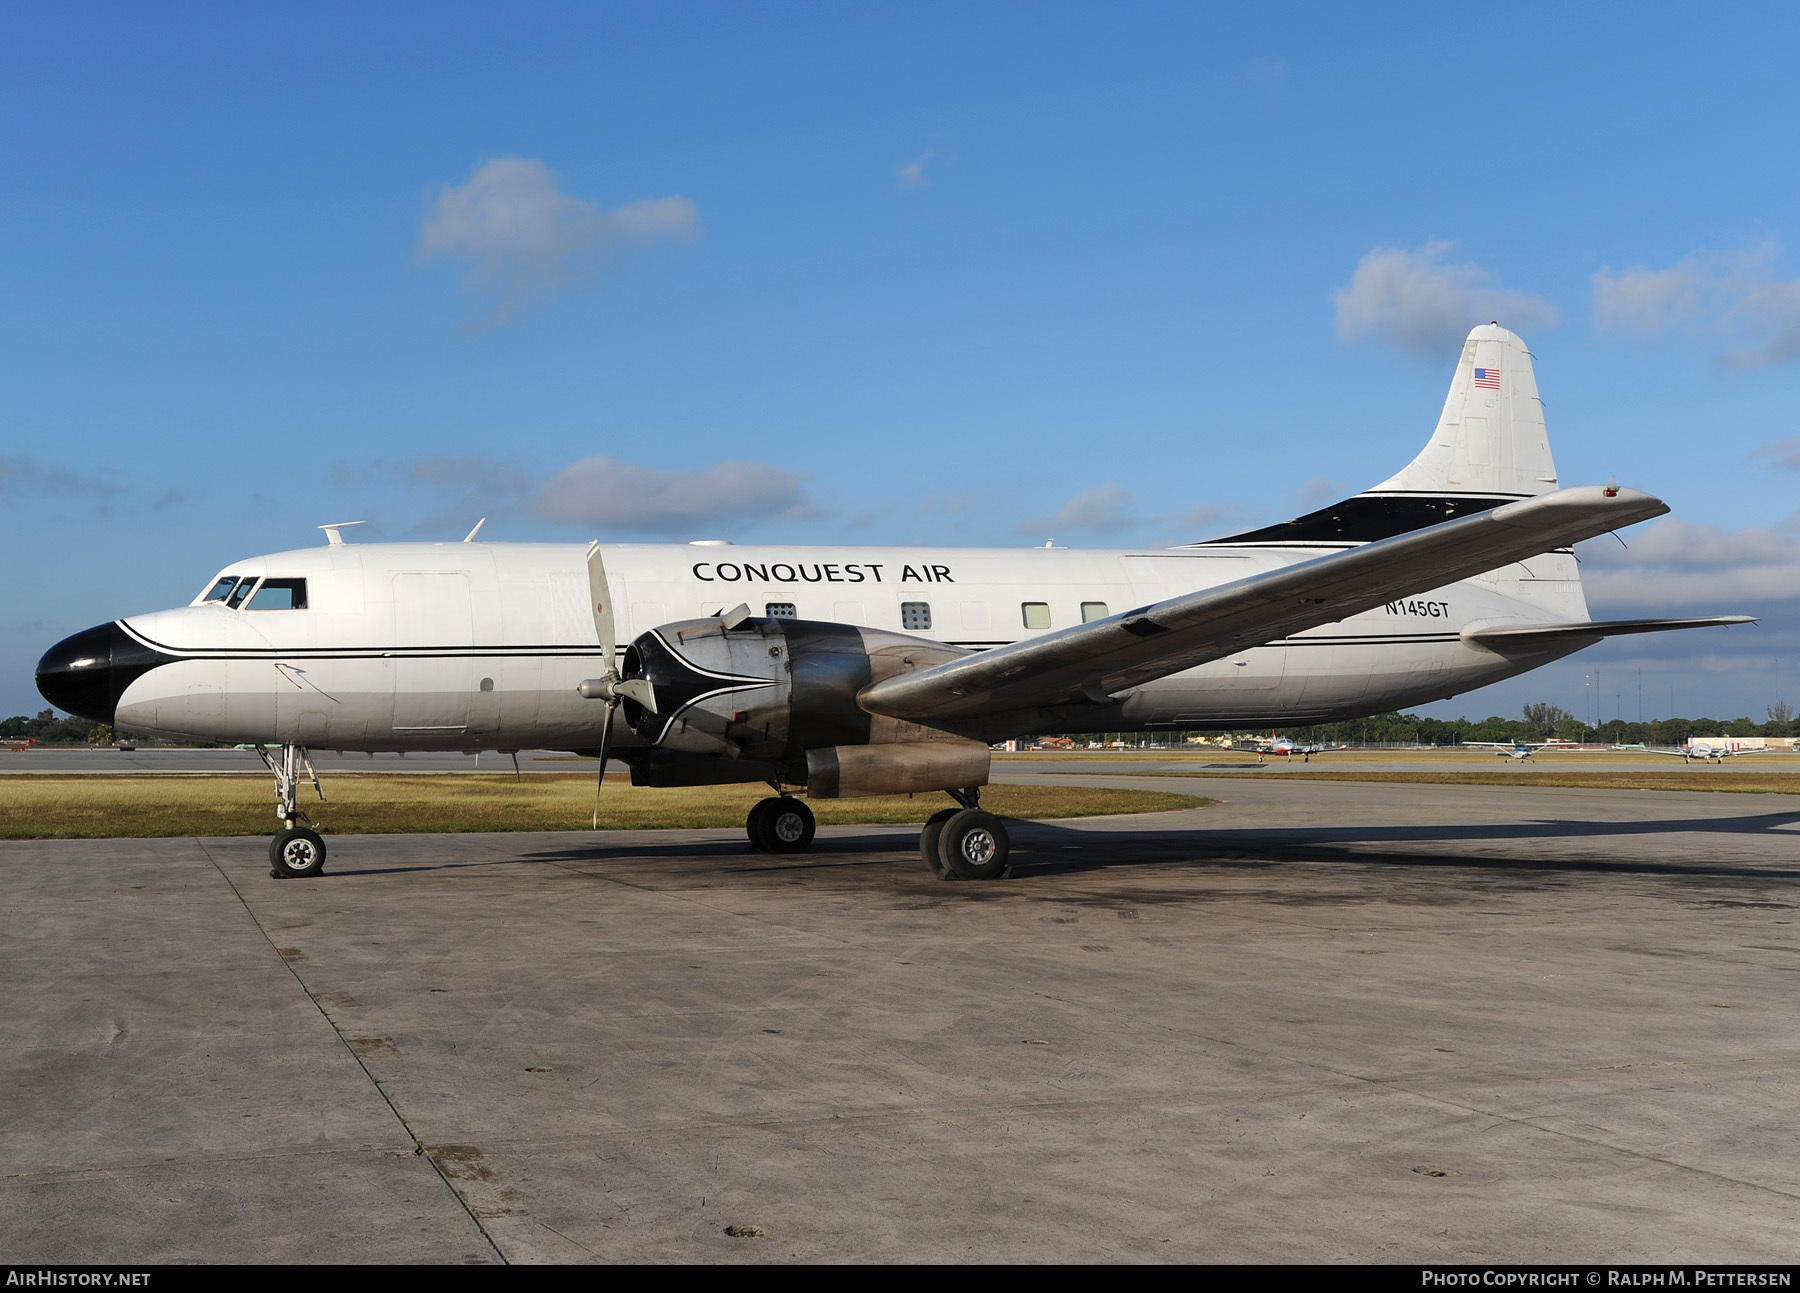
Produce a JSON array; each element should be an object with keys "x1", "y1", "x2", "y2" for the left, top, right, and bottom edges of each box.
[
  {"x1": 1465, "y1": 739, "x2": 1579, "y2": 762},
  {"x1": 1617, "y1": 740, "x2": 1767, "y2": 764},
  {"x1": 1249, "y1": 734, "x2": 1330, "y2": 760},
  {"x1": 36, "y1": 324, "x2": 1752, "y2": 881}
]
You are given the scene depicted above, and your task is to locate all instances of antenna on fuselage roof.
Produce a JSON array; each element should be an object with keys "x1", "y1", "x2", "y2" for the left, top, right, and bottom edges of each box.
[
  {"x1": 463, "y1": 518, "x2": 487, "y2": 542},
  {"x1": 317, "y1": 521, "x2": 365, "y2": 546}
]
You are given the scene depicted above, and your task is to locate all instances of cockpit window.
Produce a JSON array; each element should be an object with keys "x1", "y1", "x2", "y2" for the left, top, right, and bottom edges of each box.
[
  {"x1": 202, "y1": 577, "x2": 240, "y2": 603},
  {"x1": 225, "y1": 578, "x2": 259, "y2": 609},
  {"x1": 246, "y1": 578, "x2": 307, "y2": 611}
]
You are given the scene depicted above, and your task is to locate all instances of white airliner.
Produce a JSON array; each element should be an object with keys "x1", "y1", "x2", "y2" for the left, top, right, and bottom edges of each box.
[{"x1": 36, "y1": 325, "x2": 1751, "y2": 881}]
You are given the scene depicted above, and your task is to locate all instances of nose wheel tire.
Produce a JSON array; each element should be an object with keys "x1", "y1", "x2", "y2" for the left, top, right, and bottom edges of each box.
[
  {"x1": 752, "y1": 797, "x2": 816, "y2": 854},
  {"x1": 919, "y1": 807, "x2": 959, "y2": 877},
  {"x1": 269, "y1": 826, "x2": 327, "y2": 879},
  {"x1": 937, "y1": 809, "x2": 1009, "y2": 881}
]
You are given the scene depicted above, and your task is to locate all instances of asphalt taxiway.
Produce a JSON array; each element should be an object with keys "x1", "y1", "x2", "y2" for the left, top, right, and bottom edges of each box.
[{"x1": 3, "y1": 773, "x2": 1798, "y2": 1262}]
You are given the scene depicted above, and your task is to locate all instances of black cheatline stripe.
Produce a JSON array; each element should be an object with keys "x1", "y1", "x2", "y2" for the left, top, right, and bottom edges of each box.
[
  {"x1": 1280, "y1": 635, "x2": 1461, "y2": 645},
  {"x1": 648, "y1": 681, "x2": 778, "y2": 746},
  {"x1": 1360, "y1": 489, "x2": 1536, "y2": 498},
  {"x1": 119, "y1": 623, "x2": 626, "y2": 662}
]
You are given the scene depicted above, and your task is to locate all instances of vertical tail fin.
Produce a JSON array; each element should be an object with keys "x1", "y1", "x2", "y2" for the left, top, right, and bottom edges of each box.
[
  {"x1": 1368, "y1": 323, "x2": 1558, "y2": 497},
  {"x1": 1196, "y1": 324, "x2": 1563, "y2": 548}
]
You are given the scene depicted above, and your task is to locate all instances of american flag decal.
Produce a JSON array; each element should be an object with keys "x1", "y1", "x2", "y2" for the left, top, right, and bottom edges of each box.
[{"x1": 1473, "y1": 367, "x2": 1501, "y2": 389}]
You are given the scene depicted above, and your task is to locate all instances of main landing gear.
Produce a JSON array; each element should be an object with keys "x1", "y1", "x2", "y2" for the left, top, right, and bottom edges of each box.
[
  {"x1": 258, "y1": 743, "x2": 327, "y2": 879},
  {"x1": 920, "y1": 788, "x2": 1010, "y2": 881},
  {"x1": 741, "y1": 786, "x2": 1010, "y2": 880},
  {"x1": 746, "y1": 795, "x2": 817, "y2": 854}
]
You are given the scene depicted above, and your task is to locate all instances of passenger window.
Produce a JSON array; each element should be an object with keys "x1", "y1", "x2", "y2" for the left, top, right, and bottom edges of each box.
[
  {"x1": 766, "y1": 602, "x2": 797, "y2": 619},
  {"x1": 901, "y1": 601, "x2": 932, "y2": 630},
  {"x1": 1081, "y1": 601, "x2": 1109, "y2": 622},
  {"x1": 1021, "y1": 602, "x2": 1051, "y2": 630},
  {"x1": 202, "y1": 576, "x2": 239, "y2": 603},
  {"x1": 246, "y1": 578, "x2": 307, "y2": 610},
  {"x1": 226, "y1": 578, "x2": 259, "y2": 609}
]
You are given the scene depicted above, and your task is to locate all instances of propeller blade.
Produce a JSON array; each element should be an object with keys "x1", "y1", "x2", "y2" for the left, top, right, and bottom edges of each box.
[
  {"x1": 591, "y1": 699, "x2": 615, "y2": 830},
  {"x1": 585, "y1": 540, "x2": 615, "y2": 669},
  {"x1": 615, "y1": 678, "x2": 657, "y2": 713}
]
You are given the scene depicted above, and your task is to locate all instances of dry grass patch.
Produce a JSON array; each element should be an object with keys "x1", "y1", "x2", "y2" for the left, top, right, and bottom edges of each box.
[{"x1": 0, "y1": 774, "x2": 1205, "y2": 839}]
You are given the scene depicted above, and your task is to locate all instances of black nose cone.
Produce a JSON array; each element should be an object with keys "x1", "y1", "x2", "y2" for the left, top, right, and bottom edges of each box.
[{"x1": 36, "y1": 622, "x2": 168, "y2": 726}]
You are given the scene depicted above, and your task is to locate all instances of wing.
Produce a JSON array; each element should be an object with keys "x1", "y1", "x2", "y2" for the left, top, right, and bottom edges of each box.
[
  {"x1": 1463, "y1": 616, "x2": 1754, "y2": 653},
  {"x1": 860, "y1": 485, "x2": 1668, "y2": 725}
]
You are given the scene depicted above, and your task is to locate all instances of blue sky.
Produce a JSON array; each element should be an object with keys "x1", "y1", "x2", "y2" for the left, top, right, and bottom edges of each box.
[{"x1": 5, "y1": 3, "x2": 1800, "y2": 722}]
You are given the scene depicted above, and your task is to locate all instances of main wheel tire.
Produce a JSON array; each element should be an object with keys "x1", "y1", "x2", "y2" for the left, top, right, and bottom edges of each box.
[
  {"x1": 756, "y1": 798, "x2": 816, "y2": 853},
  {"x1": 270, "y1": 826, "x2": 327, "y2": 878},
  {"x1": 937, "y1": 810, "x2": 1009, "y2": 881},
  {"x1": 746, "y1": 797, "x2": 781, "y2": 850},
  {"x1": 919, "y1": 807, "x2": 960, "y2": 878}
]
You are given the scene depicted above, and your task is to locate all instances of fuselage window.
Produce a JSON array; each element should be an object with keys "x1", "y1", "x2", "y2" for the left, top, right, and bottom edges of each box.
[
  {"x1": 226, "y1": 578, "x2": 259, "y2": 609},
  {"x1": 1021, "y1": 602, "x2": 1051, "y2": 630},
  {"x1": 246, "y1": 578, "x2": 308, "y2": 611},
  {"x1": 766, "y1": 602, "x2": 797, "y2": 619},
  {"x1": 202, "y1": 576, "x2": 239, "y2": 603},
  {"x1": 1081, "y1": 601, "x2": 1109, "y2": 622},
  {"x1": 901, "y1": 601, "x2": 932, "y2": 630}
]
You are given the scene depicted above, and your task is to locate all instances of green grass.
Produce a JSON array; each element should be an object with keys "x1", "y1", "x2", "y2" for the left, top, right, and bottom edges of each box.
[{"x1": 0, "y1": 774, "x2": 1207, "y2": 839}]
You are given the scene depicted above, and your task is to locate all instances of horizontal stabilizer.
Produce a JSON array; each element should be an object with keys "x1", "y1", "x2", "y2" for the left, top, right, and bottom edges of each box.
[
  {"x1": 859, "y1": 484, "x2": 1669, "y2": 725},
  {"x1": 1463, "y1": 616, "x2": 1756, "y2": 653}
]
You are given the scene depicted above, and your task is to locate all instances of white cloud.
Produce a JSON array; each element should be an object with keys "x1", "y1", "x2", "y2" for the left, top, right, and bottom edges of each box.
[
  {"x1": 418, "y1": 157, "x2": 699, "y2": 321},
  {"x1": 1592, "y1": 242, "x2": 1800, "y2": 366},
  {"x1": 1749, "y1": 438, "x2": 1800, "y2": 472},
  {"x1": 1015, "y1": 486, "x2": 1252, "y2": 546},
  {"x1": 332, "y1": 451, "x2": 819, "y2": 538},
  {"x1": 1579, "y1": 516, "x2": 1800, "y2": 607},
  {"x1": 1333, "y1": 240, "x2": 1559, "y2": 355},
  {"x1": 1591, "y1": 259, "x2": 1713, "y2": 335},
  {"x1": 1016, "y1": 484, "x2": 1138, "y2": 537},
  {"x1": 0, "y1": 453, "x2": 184, "y2": 512},
  {"x1": 0, "y1": 453, "x2": 125, "y2": 499},
  {"x1": 1174, "y1": 503, "x2": 1248, "y2": 535},
  {"x1": 897, "y1": 150, "x2": 933, "y2": 189},
  {"x1": 1286, "y1": 476, "x2": 1347, "y2": 515},
  {"x1": 533, "y1": 454, "x2": 817, "y2": 534}
]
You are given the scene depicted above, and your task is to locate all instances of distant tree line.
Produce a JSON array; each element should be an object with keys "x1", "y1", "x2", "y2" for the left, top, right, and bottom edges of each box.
[
  {"x1": 1072, "y1": 700, "x2": 1800, "y2": 748},
  {"x1": 2, "y1": 710, "x2": 114, "y2": 745}
]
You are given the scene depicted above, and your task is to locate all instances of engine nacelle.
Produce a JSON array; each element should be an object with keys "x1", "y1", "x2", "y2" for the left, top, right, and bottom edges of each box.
[{"x1": 623, "y1": 617, "x2": 983, "y2": 792}]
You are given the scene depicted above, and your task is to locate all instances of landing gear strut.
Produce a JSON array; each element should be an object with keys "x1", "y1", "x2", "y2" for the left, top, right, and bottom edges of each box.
[
  {"x1": 258, "y1": 743, "x2": 327, "y2": 879},
  {"x1": 747, "y1": 795, "x2": 817, "y2": 854},
  {"x1": 920, "y1": 787, "x2": 1010, "y2": 881}
]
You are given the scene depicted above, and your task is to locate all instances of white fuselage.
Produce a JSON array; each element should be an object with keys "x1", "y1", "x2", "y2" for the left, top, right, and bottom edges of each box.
[{"x1": 110, "y1": 539, "x2": 1590, "y2": 750}]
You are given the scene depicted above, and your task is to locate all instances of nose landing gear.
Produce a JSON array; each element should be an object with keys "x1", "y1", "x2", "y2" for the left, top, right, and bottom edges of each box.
[
  {"x1": 258, "y1": 743, "x2": 328, "y2": 878},
  {"x1": 271, "y1": 826, "x2": 327, "y2": 878}
]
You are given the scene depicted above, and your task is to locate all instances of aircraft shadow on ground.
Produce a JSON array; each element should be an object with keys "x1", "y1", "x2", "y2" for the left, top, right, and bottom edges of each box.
[{"x1": 487, "y1": 806, "x2": 1800, "y2": 886}]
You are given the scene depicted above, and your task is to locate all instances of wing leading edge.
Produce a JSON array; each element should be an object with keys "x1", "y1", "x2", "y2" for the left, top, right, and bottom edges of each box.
[{"x1": 859, "y1": 485, "x2": 1670, "y2": 725}]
